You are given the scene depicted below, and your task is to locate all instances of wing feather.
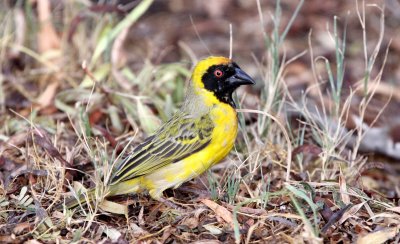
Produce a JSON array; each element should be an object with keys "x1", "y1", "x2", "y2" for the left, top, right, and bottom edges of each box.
[{"x1": 111, "y1": 112, "x2": 213, "y2": 184}]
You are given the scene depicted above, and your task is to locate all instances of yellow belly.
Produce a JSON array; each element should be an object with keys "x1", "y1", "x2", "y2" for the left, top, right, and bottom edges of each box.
[{"x1": 141, "y1": 103, "x2": 238, "y2": 199}]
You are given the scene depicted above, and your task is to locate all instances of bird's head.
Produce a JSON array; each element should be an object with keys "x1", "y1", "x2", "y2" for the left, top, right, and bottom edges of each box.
[{"x1": 191, "y1": 56, "x2": 255, "y2": 107}]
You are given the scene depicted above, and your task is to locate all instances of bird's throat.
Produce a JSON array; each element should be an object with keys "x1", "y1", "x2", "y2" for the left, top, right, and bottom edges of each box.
[{"x1": 215, "y1": 91, "x2": 236, "y2": 108}]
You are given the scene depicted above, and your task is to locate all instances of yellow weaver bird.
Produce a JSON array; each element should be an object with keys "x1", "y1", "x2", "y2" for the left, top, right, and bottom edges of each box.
[{"x1": 63, "y1": 56, "x2": 254, "y2": 209}]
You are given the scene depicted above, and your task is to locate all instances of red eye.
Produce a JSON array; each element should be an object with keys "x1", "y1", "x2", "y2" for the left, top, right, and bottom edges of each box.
[{"x1": 214, "y1": 69, "x2": 223, "y2": 78}]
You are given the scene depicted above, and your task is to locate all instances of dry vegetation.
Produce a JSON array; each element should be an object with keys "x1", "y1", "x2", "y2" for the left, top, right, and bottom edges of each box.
[{"x1": 0, "y1": 0, "x2": 400, "y2": 243}]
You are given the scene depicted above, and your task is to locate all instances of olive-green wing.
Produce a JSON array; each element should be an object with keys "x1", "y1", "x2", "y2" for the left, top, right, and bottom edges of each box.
[{"x1": 111, "y1": 112, "x2": 214, "y2": 184}]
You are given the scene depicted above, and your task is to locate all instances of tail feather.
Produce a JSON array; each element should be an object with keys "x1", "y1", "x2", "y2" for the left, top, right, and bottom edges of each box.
[
  {"x1": 56, "y1": 188, "x2": 97, "y2": 210},
  {"x1": 56, "y1": 177, "x2": 143, "y2": 210}
]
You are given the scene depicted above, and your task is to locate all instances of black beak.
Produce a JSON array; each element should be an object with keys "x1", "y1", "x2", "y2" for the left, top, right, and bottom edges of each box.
[{"x1": 227, "y1": 67, "x2": 256, "y2": 87}]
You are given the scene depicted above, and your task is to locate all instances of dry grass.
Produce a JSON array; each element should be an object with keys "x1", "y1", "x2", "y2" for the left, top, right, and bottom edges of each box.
[{"x1": 0, "y1": 0, "x2": 399, "y2": 243}]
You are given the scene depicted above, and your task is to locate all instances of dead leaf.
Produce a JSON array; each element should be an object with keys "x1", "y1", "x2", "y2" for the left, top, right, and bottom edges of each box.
[
  {"x1": 0, "y1": 132, "x2": 28, "y2": 153},
  {"x1": 321, "y1": 204, "x2": 351, "y2": 233},
  {"x1": 38, "y1": 104, "x2": 58, "y2": 115},
  {"x1": 201, "y1": 0, "x2": 230, "y2": 18},
  {"x1": 37, "y1": 0, "x2": 61, "y2": 54},
  {"x1": 339, "y1": 201, "x2": 366, "y2": 224},
  {"x1": 0, "y1": 236, "x2": 15, "y2": 243},
  {"x1": 101, "y1": 226, "x2": 122, "y2": 242},
  {"x1": 37, "y1": 81, "x2": 59, "y2": 108},
  {"x1": 99, "y1": 199, "x2": 128, "y2": 215},
  {"x1": 368, "y1": 213, "x2": 400, "y2": 222},
  {"x1": 93, "y1": 125, "x2": 119, "y2": 149},
  {"x1": 201, "y1": 199, "x2": 234, "y2": 228},
  {"x1": 292, "y1": 144, "x2": 322, "y2": 157},
  {"x1": 160, "y1": 226, "x2": 174, "y2": 243},
  {"x1": 388, "y1": 124, "x2": 400, "y2": 145},
  {"x1": 89, "y1": 109, "x2": 104, "y2": 125},
  {"x1": 279, "y1": 232, "x2": 296, "y2": 244},
  {"x1": 181, "y1": 217, "x2": 199, "y2": 229},
  {"x1": 356, "y1": 227, "x2": 399, "y2": 244},
  {"x1": 191, "y1": 240, "x2": 222, "y2": 244},
  {"x1": 10, "y1": 8, "x2": 26, "y2": 57},
  {"x1": 111, "y1": 23, "x2": 131, "y2": 90},
  {"x1": 202, "y1": 224, "x2": 223, "y2": 235},
  {"x1": 339, "y1": 171, "x2": 350, "y2": 204},
  {"x1": 355, "y1": 81, "x2": 400, "y2": 102},
  {"x1": 388, "y1": 206, "x2": 400, "y2": 214},
  {"x1": 318, "y1": 198, "x2": 334, "y2": 222},
  {"x1": 13, "y1": 222, "x2": 33, "y2": 235},
  {"x1": 138, "y1": 206, "x2": 145, "y2": 226},
  {"x1": 130, "y1": 223, "x2": 148, "y2": 237},
  {"x1": 24, "y1": 240, "x2": 42, "y2": 244},
  {"x1": 32, "y1": 133, "x2": 71, "y2": 168},
  {"x1": 222, "y1": 202, "x2": 267, "y2": 215}
]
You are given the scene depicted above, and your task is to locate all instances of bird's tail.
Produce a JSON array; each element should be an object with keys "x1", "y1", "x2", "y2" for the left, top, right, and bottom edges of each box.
[
  {"x1": 56, "y1": 188, "x2": 98, "y2": 211},
  {"x1": 56, "y1": 177, "x2": 143, "y2": 210}
]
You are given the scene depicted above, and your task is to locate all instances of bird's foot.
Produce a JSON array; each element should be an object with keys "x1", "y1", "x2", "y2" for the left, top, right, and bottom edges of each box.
[{"x1": 158, "y1": 197, "x2": 187, "y2": 212}]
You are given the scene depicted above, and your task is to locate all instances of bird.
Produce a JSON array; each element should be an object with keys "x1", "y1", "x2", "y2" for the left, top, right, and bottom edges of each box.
[{"x1": 62, "y1": 56, "x2": 255, "y2": 209}]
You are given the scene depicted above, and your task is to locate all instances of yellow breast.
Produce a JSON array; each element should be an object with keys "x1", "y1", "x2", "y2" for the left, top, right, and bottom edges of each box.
[
  {"x1": 207, "y1": 102, "x2": 238, "y2": 165},
  {"x1": 141, "y1": 102, "x2": 238, "y2": 199}
]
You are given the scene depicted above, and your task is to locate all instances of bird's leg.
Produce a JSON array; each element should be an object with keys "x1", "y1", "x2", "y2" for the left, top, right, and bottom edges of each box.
[
  {"x1": 158, "y1": 197, "x2": 183, "y2": 210},
  {"x1": 150, "y1": 189, "x2": 186, "y2": 211},
  {"x1": 178, "y1": 186, "x2": 211, "y2": 198}
]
